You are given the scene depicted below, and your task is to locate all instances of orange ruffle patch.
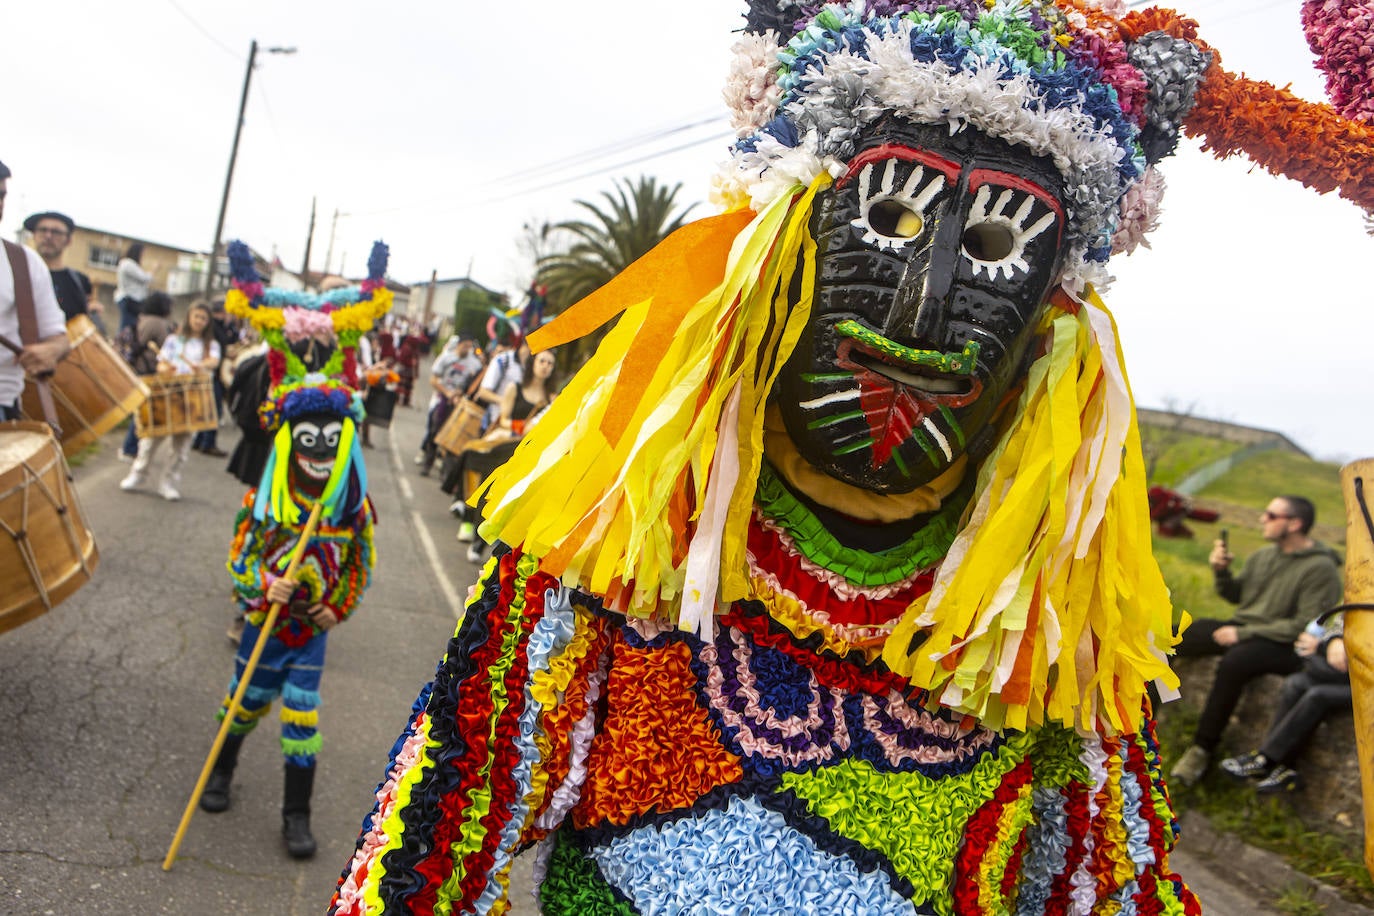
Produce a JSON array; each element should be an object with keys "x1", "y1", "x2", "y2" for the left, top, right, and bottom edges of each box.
[{"x1": 573, "y1": 634, "x2": 743, "y2": 828}]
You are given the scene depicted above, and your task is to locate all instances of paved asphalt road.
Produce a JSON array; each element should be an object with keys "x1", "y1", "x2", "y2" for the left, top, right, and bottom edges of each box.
[
  {"x1": 0, "y1": 387, "x2": 540, "y2": 915},
  {"x1": 0, "y1": 372, "x2": 1279, "y2": 915}
]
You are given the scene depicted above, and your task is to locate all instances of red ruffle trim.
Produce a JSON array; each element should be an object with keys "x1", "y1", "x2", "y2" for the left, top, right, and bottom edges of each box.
[
  {"x1": 953, "y1": 756, "x2": 1035, "y2": 916},
  {"x1": 747, "y1": 519, "x2": 934, "y2": 628},
  {"x1": 408, "y1": 550, "x2": 551, "y2": 912}
]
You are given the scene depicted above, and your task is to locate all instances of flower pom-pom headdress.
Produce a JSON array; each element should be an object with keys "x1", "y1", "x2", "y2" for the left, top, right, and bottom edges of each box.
[
  {"x1": 222, "y1": 239, "x2": 393, "y2": 526},
  {"x1": 223, "y1": 238, "x2": 394, "y2": 389}
]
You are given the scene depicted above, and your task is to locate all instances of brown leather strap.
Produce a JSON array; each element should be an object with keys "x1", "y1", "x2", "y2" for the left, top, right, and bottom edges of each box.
[
  {"x1": 3, "y1": 240, "x2": 39, "y2": 345},
  {"x1": 3, "y1": 240, "x2": 63, "y2": 435}
]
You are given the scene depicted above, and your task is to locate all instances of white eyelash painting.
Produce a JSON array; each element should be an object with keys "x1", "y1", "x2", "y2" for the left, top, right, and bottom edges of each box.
[
  {"x1": 850, "y1": 158, "x2": 945, "y2": 251},
  {"x1": 962, "y1": 184, "x2": 1058, "y2": 280}
]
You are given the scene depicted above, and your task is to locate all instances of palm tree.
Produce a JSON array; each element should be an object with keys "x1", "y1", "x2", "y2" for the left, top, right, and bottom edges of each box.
[{"x1": 537, "y1": 176, "x2": 695, "y2": 312}]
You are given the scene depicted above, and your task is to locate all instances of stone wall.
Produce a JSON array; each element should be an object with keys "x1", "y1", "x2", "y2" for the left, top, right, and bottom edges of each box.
[{"x1": 1161, "y1": 657, "x2": 1364, "y2": 841}]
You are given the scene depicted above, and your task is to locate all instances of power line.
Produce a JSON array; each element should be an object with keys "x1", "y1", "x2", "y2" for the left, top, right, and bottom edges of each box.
[
  {"x1": 164, "y1": 0, "x2": 242, "y2": 61},
  {"x1": 491, "y1": 112, "x2": 727, "y2": 185},
  {"x1": 353, "y1": 120, "x2": 732, "y2": 218}
]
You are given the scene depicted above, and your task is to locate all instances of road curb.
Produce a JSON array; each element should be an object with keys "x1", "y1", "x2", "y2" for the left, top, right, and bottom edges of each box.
[{"x1": 1180, "y1": 810, "x2": 1373, "y2": 915}]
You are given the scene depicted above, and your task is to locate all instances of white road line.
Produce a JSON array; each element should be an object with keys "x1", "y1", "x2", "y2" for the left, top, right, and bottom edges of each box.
[
  {"x1": 388, "y1": 424, "x2": 463, "y2": 618},
  {"x1": 411, "y1": 508, "x2": 464, "y2": 618}
]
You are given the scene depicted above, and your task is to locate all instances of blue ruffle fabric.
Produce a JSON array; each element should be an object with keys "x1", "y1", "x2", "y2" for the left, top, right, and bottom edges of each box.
[{"x1": 590, "y1": 794, "x2": 924, "y2": 916}]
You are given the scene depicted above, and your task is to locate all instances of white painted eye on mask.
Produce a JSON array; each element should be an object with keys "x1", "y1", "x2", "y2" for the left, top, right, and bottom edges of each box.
[
  {"x1": 293, "y1": 422, "x2": 321, "y2": 451},
  {"x1": 322, "y1": 421, "x2": 342, "y2": 449},
  {"x1": 851, "y1": 158, "x2": 946, "y2": 251},
  {"x1": 961, "y1": 185, "x2": 1058, "y2": 280}
]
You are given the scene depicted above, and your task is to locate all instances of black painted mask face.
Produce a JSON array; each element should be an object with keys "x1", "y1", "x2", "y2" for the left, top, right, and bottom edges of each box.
[
  {"x1": 290, "y1": 412, "x2": 344, "y2": 490},
  {"x1": 777, "y1": 121, "x2": 1068, "y2": 493}
]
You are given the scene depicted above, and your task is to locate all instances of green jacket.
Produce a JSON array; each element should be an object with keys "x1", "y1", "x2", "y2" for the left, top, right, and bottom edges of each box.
[{"x1": 1214, "y1": 542, "x2": 1343, "y2": 644}]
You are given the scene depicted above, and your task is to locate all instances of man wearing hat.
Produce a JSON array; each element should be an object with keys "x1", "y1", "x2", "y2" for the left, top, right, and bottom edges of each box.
[
  {"x1": 415, "y1": 331, "x2": 482, "y2": 476},
  {"x1": 23, "y1": 210, "x2": 102, "y2": 330}
]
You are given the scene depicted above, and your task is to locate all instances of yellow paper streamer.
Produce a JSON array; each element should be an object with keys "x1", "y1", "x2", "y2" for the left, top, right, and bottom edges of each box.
[
  {"x1": 474, "y1": 176, "x2": 832, "y2": 620},
  {"x1": 882, "y1": 289, "x2": 1180, "y2": 736}
]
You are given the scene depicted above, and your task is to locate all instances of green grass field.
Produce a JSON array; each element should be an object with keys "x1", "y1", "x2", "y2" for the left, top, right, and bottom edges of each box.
[
  {"x1": 1141, "y1": 430, "x2": 1244, "y2": 488},
  {"x1": 1196, "y1": 449, "x2": 1347, "y2": 540}
]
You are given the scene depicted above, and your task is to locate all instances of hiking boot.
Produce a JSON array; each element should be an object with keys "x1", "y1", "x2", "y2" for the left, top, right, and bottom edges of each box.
[
  {"x1": 199, "y1": 734, "x2": 244, "y2": 813},
  {"x1": 282, "y1": 764, "x2": 317, "y2": 859},
  {"x1": 1256, "y1": 765, "x2": 1302, "y2": 795},
  {"x1": 456, "y1": 522, "x2": 476, "y2": 543},
  {"x1": 1169, "y1": 745, "x2": 1210, "y2": 788},
  {"x1": 1220, "y1": 751, "x2": 1270, "y2": 780}
]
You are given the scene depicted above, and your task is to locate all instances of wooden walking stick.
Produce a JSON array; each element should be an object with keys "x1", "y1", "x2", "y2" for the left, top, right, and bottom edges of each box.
[
  {"x1": 1338, "y1": 461, "x2": 1374, "y2": 879},
  {"x1": 162, "y1": 501, "x2": 326, "y2": 871}
]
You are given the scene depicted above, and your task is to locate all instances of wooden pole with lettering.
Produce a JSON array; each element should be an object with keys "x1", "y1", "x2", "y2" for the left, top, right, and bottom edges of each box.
[{"x1": 1339, "y1": 460, "x2": 1374, "y2": 878}]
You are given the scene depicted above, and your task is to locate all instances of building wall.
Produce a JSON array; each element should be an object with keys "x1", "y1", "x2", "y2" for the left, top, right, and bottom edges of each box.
[{"x1": 62, "y1": 227, "x2": 198, "y2": 308}]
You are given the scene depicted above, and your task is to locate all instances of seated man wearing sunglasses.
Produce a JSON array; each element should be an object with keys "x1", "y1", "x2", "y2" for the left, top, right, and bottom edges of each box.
[{"x1": 1170, "y1": 496, "x2": 1343, "y2": 787}]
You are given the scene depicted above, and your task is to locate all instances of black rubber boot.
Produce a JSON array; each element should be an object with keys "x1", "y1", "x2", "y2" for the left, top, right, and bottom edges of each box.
[
  {"x1": 282, "y1": 763, "x2": 317, "y2": 859},
  {"x1": 199, "y1": 733, "x2": 244, "y2": 813}
]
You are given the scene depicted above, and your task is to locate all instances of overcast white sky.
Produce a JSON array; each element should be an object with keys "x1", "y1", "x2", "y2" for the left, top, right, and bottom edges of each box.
[{"x1": 6, "y1": 0, "x2": 1371, "y2": 461}]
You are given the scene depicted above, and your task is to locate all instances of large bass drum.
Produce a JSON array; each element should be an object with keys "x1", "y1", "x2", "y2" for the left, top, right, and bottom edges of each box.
[
  {"x1": 20, "y1": 314, "x2": 148, "y2": 455},
  {"x1": 0, "y1": 421, "x2": 99, "y2": 635}
]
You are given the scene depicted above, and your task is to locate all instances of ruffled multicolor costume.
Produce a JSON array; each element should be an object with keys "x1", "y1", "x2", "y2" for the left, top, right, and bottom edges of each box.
[
  {"x1": 332, "y1": 2, "x2": 1374, "y2": 913},
  {"x1": 221, "y1": 485, "x2": 375, "y2": 760},
  {"x1": 217, "y1": 240, "x2": 391, "y2": 767}
]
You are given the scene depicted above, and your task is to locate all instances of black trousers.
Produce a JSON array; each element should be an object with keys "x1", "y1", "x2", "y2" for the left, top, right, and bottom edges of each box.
[{"x1": 1175, "y1": 618, "x2": 1301, "y2": 751}]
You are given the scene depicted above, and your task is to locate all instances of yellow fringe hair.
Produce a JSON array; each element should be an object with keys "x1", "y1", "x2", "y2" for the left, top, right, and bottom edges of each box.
[{"x1": 882, "y1": 291, "x2": 1182, "y2": 735}]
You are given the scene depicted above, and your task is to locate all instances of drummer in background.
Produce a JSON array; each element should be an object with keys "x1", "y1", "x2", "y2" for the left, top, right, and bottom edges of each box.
[
  {"x1": 120, "y1": 301, "x2": 221, "y2": 501},
  {"x1": 414, "y1": 332, "x2": 482, "y2": 477},
  {"x1": 0, "y1": 160, "x2": 69, "y2": 422},
  {"x1": 22, "y1": 211, "x2": 104, "y2": 334}
]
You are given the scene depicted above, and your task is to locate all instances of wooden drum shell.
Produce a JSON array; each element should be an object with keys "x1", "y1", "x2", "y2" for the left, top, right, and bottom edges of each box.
[
  {"x1": 135, "y1": 373, "x2": 218, "y2": 439},
  {"x1": 21, "y1": 314, "x2": 149, "y2": 455},
  {"x1": 434, "y1": 399, "x2": 486, "y2": 456},
  {"x1": 0, "y1": 421, "x2": 99, "y2": 635}
]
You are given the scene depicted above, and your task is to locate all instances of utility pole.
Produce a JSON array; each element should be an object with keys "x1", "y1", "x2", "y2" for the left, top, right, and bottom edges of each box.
[
  {"x1": 323, "y1": 208, "x2": 349, "y2": 276},
  {"x1": 300, "y1": 196, "x2": 316, "y2": 282},
  {"x1": 203, "y1": 40, "x2": 297, "y2": 300},
  {"x1": 323, "y1": 208, "x2": 338, "y2": 275}
]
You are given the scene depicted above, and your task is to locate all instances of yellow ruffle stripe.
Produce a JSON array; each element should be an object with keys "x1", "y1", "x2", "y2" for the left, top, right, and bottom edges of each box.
[
  {"x1": 281, "y1": 706, "x2": 319, "y2": 727},
  {"x1": 362, "y1": 554, "x2": 537, "y2": 912},
  {"x1": 883, "y1": 291, "x2": 1182, "y2": 736},
  {"x1": 523, "y1": 604, "x2": 601, "y2": 825},
  {"x1": 474, "y1": 177, "x2": 830, "y2": 622}
]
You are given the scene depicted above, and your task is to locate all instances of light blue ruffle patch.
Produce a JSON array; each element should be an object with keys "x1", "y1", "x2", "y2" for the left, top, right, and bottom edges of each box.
[{"x1": 591, "y1": 794, "x2": 918, "y2": 915}]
